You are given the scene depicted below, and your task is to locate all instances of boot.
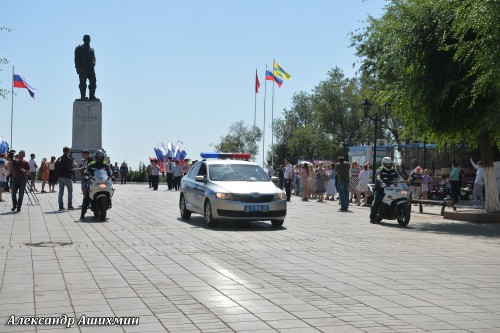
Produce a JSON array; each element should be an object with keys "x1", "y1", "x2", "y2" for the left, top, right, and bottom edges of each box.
[
  {"x1": 79, "y1": 84, "x2": 87, "y2": 100},
  {"x1": 89, "y1": 85, "x2": 99, "y2": 100}
]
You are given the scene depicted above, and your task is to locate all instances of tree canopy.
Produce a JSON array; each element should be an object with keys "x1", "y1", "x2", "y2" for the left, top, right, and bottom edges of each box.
[
  {"x1": 352, "y1": 0, "x2": 499, "y2": 143},
  {"x1": 271, "y1": 67, "x2": 373, "y2": 163},
  {"x1": 352, "y1": 0, "x2": 500, "y2": 211},
  {"x1": 212, "y1": 120, "x2": 262, "y2": 160}
]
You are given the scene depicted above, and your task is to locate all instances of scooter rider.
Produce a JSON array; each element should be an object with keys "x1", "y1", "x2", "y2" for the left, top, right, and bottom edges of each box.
[
  {"x1": 80, "y1": 150, "x2": 112, "y2": 220},
  {"x1": 370, "y1": 157, "x2": 400, "y2": 224}
]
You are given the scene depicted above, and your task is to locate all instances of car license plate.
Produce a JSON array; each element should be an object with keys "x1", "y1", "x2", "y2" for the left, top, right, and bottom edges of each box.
[{"x1": 244, "y1": 205, "x2": 269, "y2": 212}]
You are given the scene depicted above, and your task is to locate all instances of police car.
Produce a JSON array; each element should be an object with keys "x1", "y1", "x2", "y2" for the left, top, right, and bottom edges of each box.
[{"x1": 179, "y1": 153, "x2": 287, "y2": 228}]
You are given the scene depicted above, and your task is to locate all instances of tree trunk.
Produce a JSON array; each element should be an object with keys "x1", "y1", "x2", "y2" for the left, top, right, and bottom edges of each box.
[{"x1": 479, "y1": 131, "x2": 500, "y2": 213}]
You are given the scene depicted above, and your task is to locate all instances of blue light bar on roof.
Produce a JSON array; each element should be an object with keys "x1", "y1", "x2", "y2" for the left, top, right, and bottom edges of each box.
[{"x1": 200, "y1": 152, "x2": 251, "y2": 159}]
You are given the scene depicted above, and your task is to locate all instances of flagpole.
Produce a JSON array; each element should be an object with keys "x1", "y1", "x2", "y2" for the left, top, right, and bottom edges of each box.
[
  {"x1": 271, "y1": 59, "x2": 275, "y2": 167},
  {"x1": 254, "y1": 69, "x2": 257, "y2": 128},
  {"x1": 10, "y1": 65, "x2": 14, "y2": 148},
  {"x1": 262, "y1": 66, "x2": 267, "y2": 168}
]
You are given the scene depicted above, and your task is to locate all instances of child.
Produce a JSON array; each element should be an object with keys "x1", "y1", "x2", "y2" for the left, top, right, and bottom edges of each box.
[{"x1": 421, "y1": 169, "x2": 432, "y2": 200}]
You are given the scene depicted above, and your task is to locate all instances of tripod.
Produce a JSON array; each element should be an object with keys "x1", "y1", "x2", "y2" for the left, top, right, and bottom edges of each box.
[{"x1": 23, "y1": 172, "x2": 40, "y2": 206}]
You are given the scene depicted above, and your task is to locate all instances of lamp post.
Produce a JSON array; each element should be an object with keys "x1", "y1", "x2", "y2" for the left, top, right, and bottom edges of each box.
[{"x1": 362, "y1": 98, "x2": 391, "y2": 183}]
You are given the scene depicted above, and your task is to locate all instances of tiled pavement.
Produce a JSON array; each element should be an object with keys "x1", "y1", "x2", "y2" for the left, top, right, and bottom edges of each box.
[{"x1": 0, "y1": 184, "x2": 499, "y2": 333}]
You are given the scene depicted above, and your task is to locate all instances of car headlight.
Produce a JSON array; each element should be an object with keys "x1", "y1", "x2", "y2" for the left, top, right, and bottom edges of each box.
[
  {"x1": 215, "y1": 193, "x2": 236, "y2": 201},
  {"x1": 98, "y1": 183, "x2": 107, "y2": 190},
  {"x1": 274, "y1": 192, "x2": 287, "y2": 201}
]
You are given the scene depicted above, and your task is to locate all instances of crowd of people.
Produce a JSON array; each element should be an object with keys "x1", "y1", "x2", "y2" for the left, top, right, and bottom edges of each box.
[
  {"x1": 269, "y1": 157, "x2": 374, "y2": 209},
  {"x1": 269, "y1": 156, "x2": 486, "y2": 211},
  {"x1": 0, "y1": 149, "x2": 486, "y2": 219}
]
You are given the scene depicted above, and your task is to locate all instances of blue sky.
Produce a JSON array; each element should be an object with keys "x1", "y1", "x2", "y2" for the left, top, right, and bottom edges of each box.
[{"x1": 0, "y1": 0, "x2": 385, "y2": 168}]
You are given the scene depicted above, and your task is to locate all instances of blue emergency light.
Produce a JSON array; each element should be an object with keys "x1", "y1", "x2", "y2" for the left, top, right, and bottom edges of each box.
[{"x1": 200, "y1": 152, "x2": 251, "y2": 160}]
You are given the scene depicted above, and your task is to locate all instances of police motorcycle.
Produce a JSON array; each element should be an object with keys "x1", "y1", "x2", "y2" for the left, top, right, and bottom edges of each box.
[
  {"x1": 369, "y1": 157, "x2": 411, "y2": 226},
  {"x1": 85, "y1": 151, "x2": 114, "y2": 221}
]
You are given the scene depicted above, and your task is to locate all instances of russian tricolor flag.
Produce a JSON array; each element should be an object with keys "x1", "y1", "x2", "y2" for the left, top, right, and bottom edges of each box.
[
  {"x1": 265, "y1": 68, "x2": 282, "y2": 88},
  {"x1": 13, "y1": 72, "x2": 37, "y2": 98}
]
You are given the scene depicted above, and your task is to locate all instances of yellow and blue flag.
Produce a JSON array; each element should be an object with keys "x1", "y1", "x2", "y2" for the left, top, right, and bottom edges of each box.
[{"x1": 273, "y1": 60, "x2": 291, "y2": 80}]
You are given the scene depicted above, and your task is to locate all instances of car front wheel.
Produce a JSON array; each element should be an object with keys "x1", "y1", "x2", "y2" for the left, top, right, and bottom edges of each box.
[
  {"x1": 271, "y1": 220, "x2": 284, "y2": 228},
  {"x1": 180, "y1": 195, "x2": 191, "y2": 219},
  {"x1": 204, "y1": 200, "x2": 218, "y2": 228}
]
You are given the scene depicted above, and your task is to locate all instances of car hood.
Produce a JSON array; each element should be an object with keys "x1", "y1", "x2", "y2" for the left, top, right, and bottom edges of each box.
[{"x1": 210, "y1": 181, "x2": 282, "y2": 194}]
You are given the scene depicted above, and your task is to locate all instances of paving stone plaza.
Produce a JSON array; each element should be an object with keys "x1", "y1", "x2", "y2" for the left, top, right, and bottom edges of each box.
[{"x1": 0, "y1": 184, "x2": 499, "y2": 333}]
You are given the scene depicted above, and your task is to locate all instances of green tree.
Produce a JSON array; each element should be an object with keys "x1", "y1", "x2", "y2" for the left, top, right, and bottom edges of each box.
[
  {"x1": 212, "y1": 120, "x2": 262, "y2": 160},
  {"x1": 353, "y1": 0, "x2": 500, "y2": 212},
  {"x1": 273, "y1": 92, "x2": 332, "y2": 162},
  {"x1": 273, "y1": 68, "x2": 376, "y2": 163},
  {"x1": 128, "y1": 162, "x2": 147, "y2": 182},
  {"x1": 313, "y1": 67, "x2": 371, "y2": 157}
]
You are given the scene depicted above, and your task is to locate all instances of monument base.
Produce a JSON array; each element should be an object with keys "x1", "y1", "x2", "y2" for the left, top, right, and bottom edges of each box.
[{"x1": 71, "y1": 100, "x2": 104, "y2": 180}]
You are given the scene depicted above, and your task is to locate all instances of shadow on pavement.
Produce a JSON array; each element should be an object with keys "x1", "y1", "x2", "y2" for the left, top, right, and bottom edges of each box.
[
  {"x1": 177, "y1": 217, "x2": 286, "y2": 231},
  {"x1": 74, "y1": 218, "x2": 109, "y2": 223},
  {"x1": 44, "y1": 211, "x2": 72, "y2": 215},
  {"x1": 379, "y1": 221, "x2": 416, "y2": 229},
  {"x1": 412, "y1": 221, "x2": 500, "y2": 238}
]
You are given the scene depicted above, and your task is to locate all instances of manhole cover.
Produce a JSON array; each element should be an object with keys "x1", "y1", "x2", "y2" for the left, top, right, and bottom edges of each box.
[{"x1": 24, "y1": 242, "x2": 73, "y2": 248}]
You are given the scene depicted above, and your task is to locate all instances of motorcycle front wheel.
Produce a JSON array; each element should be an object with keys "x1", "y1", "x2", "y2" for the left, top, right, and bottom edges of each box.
[
  {"x1": 98, "y1": 196, "x2": 107, "y2": 222},
  {"x1": 396, "y1": 203, "x2": 411, "y2": 226}
]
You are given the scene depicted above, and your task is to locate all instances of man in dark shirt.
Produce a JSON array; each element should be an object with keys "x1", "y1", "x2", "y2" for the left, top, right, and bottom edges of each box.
[
  {"x1": 370, "y1": 157, "x2": 401, "y2": 224},
  {"x1": 9, "y1": 150, "x2": 30, "y2": 213},
  {"x1": 119, "y1": 162, "x2": 129, "y2": 184},
  {"x1": 56, "y1": 147, "x2": 76, "y2": 211},
  {"x1": 334, "y1": 157, "x2": 350, "y2": 211}
]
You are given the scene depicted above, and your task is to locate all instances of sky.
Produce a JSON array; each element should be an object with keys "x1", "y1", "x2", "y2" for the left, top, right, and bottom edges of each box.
[{"x1": 0, "y1": 0, "x2": 386, "y2": 169}]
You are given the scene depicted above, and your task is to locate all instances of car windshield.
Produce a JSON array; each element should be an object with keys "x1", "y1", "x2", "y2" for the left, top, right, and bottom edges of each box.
[{"x1": 209, "y1": 164, "x2": 270, "y2": 182}]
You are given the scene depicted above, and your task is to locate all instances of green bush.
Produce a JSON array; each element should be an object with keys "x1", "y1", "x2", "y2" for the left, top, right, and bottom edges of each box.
[{"x1": 128, "y1": 162, "x2": 147, "y2": 182}]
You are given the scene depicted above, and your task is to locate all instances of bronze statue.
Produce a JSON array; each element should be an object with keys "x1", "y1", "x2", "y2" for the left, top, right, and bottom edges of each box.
[{"x1": 74, "y1": 35, "x2": 98, "y2": 100}]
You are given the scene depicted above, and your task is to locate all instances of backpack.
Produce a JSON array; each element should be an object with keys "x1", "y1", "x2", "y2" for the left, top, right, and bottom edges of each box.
[{"x1": 55, "y1": 157, "x2": 65, "y2": 177}]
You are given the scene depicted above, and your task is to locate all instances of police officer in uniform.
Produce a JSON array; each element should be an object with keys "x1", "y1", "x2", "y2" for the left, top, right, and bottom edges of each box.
[
  {"x1": 81, "y1": 150, "x2": 112, "y2": 220},
  {"x1": 370, "y1": 157, "x2": 401, "y2": 224}
]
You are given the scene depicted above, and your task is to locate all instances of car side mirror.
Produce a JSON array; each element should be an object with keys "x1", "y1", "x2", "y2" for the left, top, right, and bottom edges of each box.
[
  {"x1": 270, "y1": 176, "x2": 279, "y2": 182},
  {"x1": 195, "y1": 175, "x2": 206, "y2": 182}
]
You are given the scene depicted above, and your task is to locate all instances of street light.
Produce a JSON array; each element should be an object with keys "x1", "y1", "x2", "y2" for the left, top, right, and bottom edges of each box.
[{"x1": 362, "y1": 98, "x2": 391, "y2": 183}]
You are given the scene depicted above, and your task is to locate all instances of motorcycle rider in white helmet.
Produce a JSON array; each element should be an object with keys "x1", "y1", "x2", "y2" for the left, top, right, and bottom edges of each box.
[{"x1": 370, "y1": 157, "x2": 401, "y2": 224}]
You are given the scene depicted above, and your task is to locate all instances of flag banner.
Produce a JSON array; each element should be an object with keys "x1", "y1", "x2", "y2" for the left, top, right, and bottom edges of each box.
[
  {"x1": 154, "y1": 147, "x2": 166, "y2": 163},
  {"x1": 255, "y1": 69, "x2": 260, "y2": 94},
  {"x1": 167, "y1": 141, "x2": 174, "y2": 159},
  {"x1": 13, "y1": 72, "x2": 37, "y2": 98},
  {"x1": 273, "y1": 60, "x2": 291, "y2": 80},
  {"x1": 265, "y1": 68, "x2": 282, "y2": 87},
  {"x1": 0, "y1": 138, "x2": 9, "y2": 154}
]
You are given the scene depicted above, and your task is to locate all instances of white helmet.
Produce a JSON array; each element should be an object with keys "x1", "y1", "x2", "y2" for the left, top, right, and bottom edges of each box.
[{"x1": 381, "y1": 157, "x2": 393, "y2": 171}]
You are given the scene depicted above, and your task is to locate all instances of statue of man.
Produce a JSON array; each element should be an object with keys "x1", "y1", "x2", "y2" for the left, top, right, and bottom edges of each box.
[{"x1": 74, "y1": 35, "x2": 98, "y2": 100}]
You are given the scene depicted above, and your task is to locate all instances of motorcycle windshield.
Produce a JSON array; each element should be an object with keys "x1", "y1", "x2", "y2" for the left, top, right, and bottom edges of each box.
[{"x1": 94, "y1": 169, "x2": 109, "y2": 182}]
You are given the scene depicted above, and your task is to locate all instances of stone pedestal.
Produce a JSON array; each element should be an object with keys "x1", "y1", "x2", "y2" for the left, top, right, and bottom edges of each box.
[
  {"x1": 71, "y1": 100, "x2": 103, "y2": 180},
  {"x1": 71, "y1": 100, "x2": 103, "y2": 154}
]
